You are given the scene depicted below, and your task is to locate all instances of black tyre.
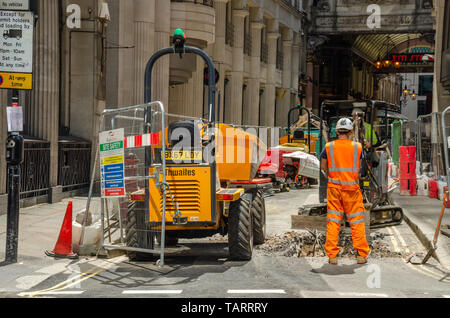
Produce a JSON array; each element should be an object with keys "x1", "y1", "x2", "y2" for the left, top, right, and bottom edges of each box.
[
  {"x1": 228, "y1": 197, "x2": 253, "y2": 261},
  {"x1": 125, "y1": 201, "x2": 155, "y2": 261},
  {"x1": 156, "y1": 233, "x2": 179, "y2": 247},
  {"x1": 252, "y1": 190, "x2": 266, "y2": 245}
]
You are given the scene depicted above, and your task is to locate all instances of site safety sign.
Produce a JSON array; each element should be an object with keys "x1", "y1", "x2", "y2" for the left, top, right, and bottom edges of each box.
[{"x1": 99, "y1": 129, "x2": 126, "y2": 198}]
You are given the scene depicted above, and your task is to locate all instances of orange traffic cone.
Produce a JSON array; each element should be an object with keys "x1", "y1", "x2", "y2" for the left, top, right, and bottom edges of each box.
[{"x1": 45, "y1": 201, "x2": 78, "y2": 259}]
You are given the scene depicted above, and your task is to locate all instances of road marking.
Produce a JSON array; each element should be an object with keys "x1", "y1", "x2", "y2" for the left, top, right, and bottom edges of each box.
[
  {"x1": 386, "y1": 227, "x2": 401, "y2": 253},
  {"x1": 443, "y1": 295, "x2": 450, "y2": 298},
  {"x1": 18, "y1": 256, "x2": 127, "y2": 297},
  {"x1": 227, "y1": 289, "x2": 286, "y2": 294},
  {"x1": 39, "y1": 291, "x2": 85, "y2": 295},
  {"x1": 414, "y1": 265, "x2": 450, "y2": 283},
  {"x1": 299, "y1": 291, "x2": 388, "y2": 298},
  {"x1": 303, "y1": 193, "x2": 319, "y2": 206},
  {"x1": 122, "y1": 290, "x2": 183, "y2": 295},
  {"x1": 391, "y1": 226, "x2": 410, "y2": 254},
  {"x1": 337, "y1": 292, "x2": 389, "y2": 298},
  {"x1": 388, "y1": 227, "x2": 450, "y2": 283}
]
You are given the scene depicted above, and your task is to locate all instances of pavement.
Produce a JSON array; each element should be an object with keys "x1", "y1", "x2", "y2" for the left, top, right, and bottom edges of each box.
[
  {"x1": 0, "y1": 196, "x2": 97, "y2": 293},
  {"x1": 0, "y1": 190, "x2": 448, "y2": 298},
  {"x1": 392, "y1": 193, "x2": 450, "y2": 270}
]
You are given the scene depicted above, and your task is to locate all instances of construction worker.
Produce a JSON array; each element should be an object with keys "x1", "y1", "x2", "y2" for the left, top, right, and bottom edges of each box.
[
  {"x1": 352, "y1": 108, "x2": 380, "y2": 150},
  {"x1": 320, "y1": 118, "x2": 371, "y2": 265}
]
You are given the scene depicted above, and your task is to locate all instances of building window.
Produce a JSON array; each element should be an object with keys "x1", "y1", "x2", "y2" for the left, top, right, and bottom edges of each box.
[
  {"x1": 225, "y1": 3, "x2": 234, "y2": 46},
  {"x1": 258, "y1": 89, "x2": 264, "y2": 126},
  {"x1": 260, "y1": 26, "x2": 268, "y2": 63},
  {"x1": 276, "y1": 37, "x2": 283, "y2": 70},
  {"x1": 244, "y1": 16, "x2": 252, "y2": 56},
  {"x1": 418, "y1": 75, "x2": 433, "y2": 96},
  {"x1": 441, "y1": 0, "x2": 450, "y2": 86},
  {"x1": 223, "y1": 78, "x2": 229, "y2": 123},
  {"x1": 242, "y1": 84, "x2": 247, "y2": 124},
  {"x1": 417, "y1": 100, "x2": 428, "y2": 117}
]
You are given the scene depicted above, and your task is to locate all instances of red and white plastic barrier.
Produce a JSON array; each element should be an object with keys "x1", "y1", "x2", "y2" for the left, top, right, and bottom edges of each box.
[{"x1": 124, "y1": 133, "x2": 159, "y2": 149}]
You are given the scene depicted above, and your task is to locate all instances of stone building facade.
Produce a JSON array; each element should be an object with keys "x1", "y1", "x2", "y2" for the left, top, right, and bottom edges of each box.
[
  {"x1": 0, "y1": 0, "x2": 306, "y2": 212},
  {"x1": 433, "y1": 0, "x2": 450, "y2": 112},
  {"x1": 105, "y1": 0, "x2": 305, "y2": 128}
]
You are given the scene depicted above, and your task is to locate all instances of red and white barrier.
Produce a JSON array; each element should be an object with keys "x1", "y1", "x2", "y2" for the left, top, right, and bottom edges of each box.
[{"x1": 124, "y1": 133, "x2": 159, "y2": 149}]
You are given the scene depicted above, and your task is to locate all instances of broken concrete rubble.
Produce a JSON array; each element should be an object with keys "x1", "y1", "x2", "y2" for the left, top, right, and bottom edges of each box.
[{"x1": 255, "y1": 231, "x2": 403, "y2": 259}]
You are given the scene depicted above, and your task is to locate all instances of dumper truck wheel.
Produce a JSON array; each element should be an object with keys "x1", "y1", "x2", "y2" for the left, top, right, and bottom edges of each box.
[
  {"x1": 252, "y1": 190, "x2": 266, "y2": 245},
  {"x1": 156, "y1": 233, "x2": 179, "y2": 247},
  {"x1": 228, "y1": 197, "x2": 253, "y2": 261},
  {"x1": 125, "y1": 201, "x2": 155, "y2": 261}
]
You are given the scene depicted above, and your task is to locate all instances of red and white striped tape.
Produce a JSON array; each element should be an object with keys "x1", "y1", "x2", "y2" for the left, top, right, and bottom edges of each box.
[{"x1": 124, "y1": 133, "x2": 159, "y2": 149}]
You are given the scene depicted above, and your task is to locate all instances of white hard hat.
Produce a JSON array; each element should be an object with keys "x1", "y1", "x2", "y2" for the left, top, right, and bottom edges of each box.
[
  {"x1": 336, "y1": 118, "x2": 354, "y2": 131},
  {"x1": 352, "y1": 108, "x2": 364, "y2": 116}
]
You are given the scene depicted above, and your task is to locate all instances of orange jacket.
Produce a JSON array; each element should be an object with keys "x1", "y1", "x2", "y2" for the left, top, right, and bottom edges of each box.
[{"x1": 325, "y1": 139, "x2": 362, "y2": 190}]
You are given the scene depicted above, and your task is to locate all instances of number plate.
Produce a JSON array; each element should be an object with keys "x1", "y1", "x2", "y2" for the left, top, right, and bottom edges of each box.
[{"x1": 164, "y1": 150, "x2": 203, "y2": 161}]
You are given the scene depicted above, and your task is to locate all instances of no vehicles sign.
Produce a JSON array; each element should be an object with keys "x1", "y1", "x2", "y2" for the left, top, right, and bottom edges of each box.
[
  {"x1": 100, "y1": 129, "x2": 126, "y2": 198},
  {"x1": 0, "y1": 10, "x2": 33, "y2": 90},
  {"x1": 0, "y1": 1, "x2": 30, "y2": 11}
]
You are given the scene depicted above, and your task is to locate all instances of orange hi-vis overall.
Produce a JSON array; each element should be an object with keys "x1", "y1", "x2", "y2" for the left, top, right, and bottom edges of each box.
[{"x1": 324, "y1": 140, "x2": 370, "y2": 259}]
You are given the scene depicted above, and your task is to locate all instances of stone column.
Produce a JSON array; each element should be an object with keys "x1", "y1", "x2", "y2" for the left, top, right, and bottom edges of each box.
[
  {"x1": 228, "y1": 8, "x2": 248, "y2": 125},
  {"x1": 279, "y1": 28, "x2": 293, "y2": 127},
  {"x1": 262, "y1": 19, "x2": 279, "y2": 127},
  {"x1": 153, "y1": 0, "x2": 170, "y2": 110},
  {"x1": 28, "y1": 0, "x2": 60, "y2": 202},
  {"x1": 306, "y1": 53, "x2": 314, "y2": 110},
  {"x1": 291, "y1": 32, "x2": 300, "y2": 104},
  {"x1": 313, "y1": 63, "x2": 320, "y2": 113},
  {"x1": 213, "y1": 0, "x2": 228, "y2": 122},
  {"x1": 245, "y1": 8, "x2": 263, "y2": 126},
  {"x1": 133, "y1": 0, "x2": 155, "y2": 105}
]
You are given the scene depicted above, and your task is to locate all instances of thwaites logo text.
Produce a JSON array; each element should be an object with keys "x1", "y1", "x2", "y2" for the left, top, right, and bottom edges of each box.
[{"x1": 166, "y1": 169, "x2": 197, "y2": 177}]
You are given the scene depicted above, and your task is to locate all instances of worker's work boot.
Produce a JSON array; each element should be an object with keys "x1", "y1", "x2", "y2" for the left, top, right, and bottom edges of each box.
[
  {"x1": 357, "y1": 256, "x2": 367, "y2": 264},
  {"x1": 329, "y1": 257, "x2": 338, "y2": 265}
]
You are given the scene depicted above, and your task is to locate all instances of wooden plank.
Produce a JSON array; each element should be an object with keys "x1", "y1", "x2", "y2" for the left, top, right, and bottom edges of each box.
[{"x1": 291, "y1": 215, "x2": 330, "y2": 231}]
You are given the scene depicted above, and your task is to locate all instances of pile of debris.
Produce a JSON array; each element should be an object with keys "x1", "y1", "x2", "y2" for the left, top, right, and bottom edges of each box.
[{"x1": 256, "y1": 230, "x2": 402, "y2": 259}]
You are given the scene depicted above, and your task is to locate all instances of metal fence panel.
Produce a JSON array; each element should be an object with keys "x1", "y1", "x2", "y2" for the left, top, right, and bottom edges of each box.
[
  {"x1": 417, "y1": 113, "x2": 445, "y2": 179},
  {"x1": 19, "y1": 140, "x2": 50, "y2": 199},
  {"x1": 82, "y1": 102, "x2": 168, "y2": 266}
]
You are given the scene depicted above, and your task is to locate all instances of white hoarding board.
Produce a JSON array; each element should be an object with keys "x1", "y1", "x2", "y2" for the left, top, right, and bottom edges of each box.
[{"x1": 0, "y1": 0, "x2": 30, "y2": 11}]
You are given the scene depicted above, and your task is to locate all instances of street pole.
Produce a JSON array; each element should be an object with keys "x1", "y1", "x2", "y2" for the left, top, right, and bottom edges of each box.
[{"x1": 5, "y1": 89, "x2": 24, "y2": 264}]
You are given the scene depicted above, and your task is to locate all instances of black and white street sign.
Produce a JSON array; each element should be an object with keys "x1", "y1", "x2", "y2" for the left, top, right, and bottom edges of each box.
[
  {"x1": 0, "y1": 10, "x2": 33, "y2": 89},
  {"x1": 0, "y1": 0, "x2": 30, "y2": 11}
]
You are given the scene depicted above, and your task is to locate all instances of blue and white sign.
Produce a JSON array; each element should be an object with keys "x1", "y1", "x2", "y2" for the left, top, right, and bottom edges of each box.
[{"x1": 99, "y1": 128, "x2": 126, "y2": 198}]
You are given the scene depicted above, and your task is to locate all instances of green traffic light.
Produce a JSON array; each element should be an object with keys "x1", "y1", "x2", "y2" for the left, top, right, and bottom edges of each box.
[{"x1": 174, "y1": 28, "x2": 186, "y2": 38}]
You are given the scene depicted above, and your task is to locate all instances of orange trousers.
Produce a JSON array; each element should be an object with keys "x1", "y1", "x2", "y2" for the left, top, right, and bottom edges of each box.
[{"x1": 325, "y1": 187, "x2": 370, "y2": 259}]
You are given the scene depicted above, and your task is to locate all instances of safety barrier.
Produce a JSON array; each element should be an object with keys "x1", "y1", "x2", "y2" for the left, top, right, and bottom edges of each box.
[
  {"x1": 399, "y1": 146, "x2": 417, "y2": 196},
  {"x1": 81, "y1": 102, "x2": 168, "y2": 266},
  {"x1": 442, "y1": 106, "x2": 450, "y2": 193},
  {"x1": 388, "y1": 111, "x2": 450, "y2": 201}
]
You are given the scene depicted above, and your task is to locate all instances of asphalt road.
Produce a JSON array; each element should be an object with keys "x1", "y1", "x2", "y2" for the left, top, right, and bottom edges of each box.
[{"x1": 1, "y1": 188, "x2": 449, "y2": 299}]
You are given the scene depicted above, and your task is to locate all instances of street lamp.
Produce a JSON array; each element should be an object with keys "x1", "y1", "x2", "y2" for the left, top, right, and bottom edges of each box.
[{"x1": 403, "y1": 85, "x2": 409, "y2": 96}]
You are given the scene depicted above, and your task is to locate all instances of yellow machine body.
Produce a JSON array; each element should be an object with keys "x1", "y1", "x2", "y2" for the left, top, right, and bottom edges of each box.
[
  {"x1": 215, "y1": 123, "x2": 267, "y2": 181},
  {"x1": 148, "y1": 166, "x2": 214, "y2": 228},
  {"x1": 136, "y1": 123, "x2": 267, "y2": 232}
]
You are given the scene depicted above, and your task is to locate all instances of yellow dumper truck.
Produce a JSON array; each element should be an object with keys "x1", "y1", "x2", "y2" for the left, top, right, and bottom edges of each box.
[{"x1": 125, "y1": 29, "x2": 271, "y2": 261}]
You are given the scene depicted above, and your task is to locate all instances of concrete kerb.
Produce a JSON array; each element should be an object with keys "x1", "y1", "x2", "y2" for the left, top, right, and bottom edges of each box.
[{"x1": 398, "y1": 203, "x2": 450, "y2": 271}]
